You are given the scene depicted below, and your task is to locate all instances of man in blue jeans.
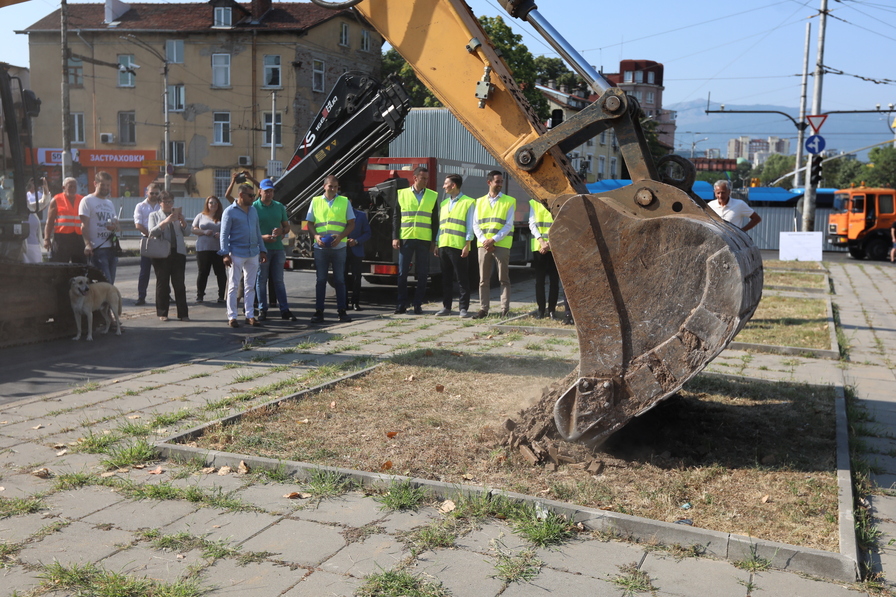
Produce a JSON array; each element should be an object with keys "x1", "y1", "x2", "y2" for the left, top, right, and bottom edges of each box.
[
  {"x1": 254, "y1": 178, "x2": 296, "y2": 321},
  {"x1": 306, "y1": 175, "x2": 355, "y2": 323},
  {"x1": 392, "y1": 166, "x2": 438, "y2": 314},
  {"x1": 133, "y1": 183, "x2": 161, "y2": 305}
]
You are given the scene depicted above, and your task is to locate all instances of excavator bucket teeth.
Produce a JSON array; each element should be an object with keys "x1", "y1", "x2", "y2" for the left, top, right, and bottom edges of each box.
[{"x1": 550, "y1": 183, "x2": 763, "y2": 445}]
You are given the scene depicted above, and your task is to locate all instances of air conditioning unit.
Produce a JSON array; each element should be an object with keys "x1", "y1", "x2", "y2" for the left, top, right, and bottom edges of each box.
[
  {"x1": 100, "y1": 133, "x2": 115, "y2": 144},
  {"x1": 238, "y1": 155, "x2": 252, "y2": 166}
]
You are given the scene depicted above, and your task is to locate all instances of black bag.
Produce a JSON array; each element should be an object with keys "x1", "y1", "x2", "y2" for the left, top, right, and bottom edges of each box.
[{"x1": 111, "y1": 234, "x2": 123, "y2": 257}]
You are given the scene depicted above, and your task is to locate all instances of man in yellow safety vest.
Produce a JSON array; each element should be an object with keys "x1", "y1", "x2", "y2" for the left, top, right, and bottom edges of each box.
[
  {"x1": 307, "y1": 175, "x2": 355, "y2": 324},
  {"x1": 472, "y1": 171, "x2": 516, "y2": 319},
  {"x1": 529, "y1": 198, "x2": 559, "y2": 319},
  {"x1": 392, "y1": 166, "x2": 438, "y2": 314},
  {"x1": 434, "y1": 174, "x2": 475, "y2": 318}
]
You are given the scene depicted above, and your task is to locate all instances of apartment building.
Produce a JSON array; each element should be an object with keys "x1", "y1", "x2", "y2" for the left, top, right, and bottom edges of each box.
[
  {"x1": 727, "y1": 135, "x2": 791, "y2": 166},
  {"x1": 604, "y1": 59, "x2": 676, "y2": 150},
  {"x1": 19, "y1": 0, "x2": 382, "y2": 198}
]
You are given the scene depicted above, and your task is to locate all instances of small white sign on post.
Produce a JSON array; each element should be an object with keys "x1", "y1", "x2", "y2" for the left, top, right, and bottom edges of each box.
[{"x1": 779, "y1": 231, "x2": 823, "y2": 262}]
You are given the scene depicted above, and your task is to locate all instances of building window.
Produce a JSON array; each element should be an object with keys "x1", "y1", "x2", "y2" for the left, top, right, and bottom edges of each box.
[
  {"x1": 610, "y1": 157, "x2": 618, "y2": 178},
  {"x1": 646, "y1": 91, "x2": 655, "y2": 105},
  {"x1": 214, "y1": 6, "x2": 232, "y2": 27},
  {"x1": 598, "y1": 155, "x2": 606, "y2": 177},
  {"x1": 585, "y1": 154, "x2": 593, "y2": 173},
  {"x1": 586, "y1": 138, "x2": 594, "y2": 147},
  {"x1": 647, "y1": 71, "x2": 655, "y2": 84},
  {"x1": 71, "y1": 112, "x2": 85, "y2": 144},
  {"x1": 169, "y1": 141, "x2": 185, "y2": 166},
  {"x1": 118, "y1": 55, "x2": 135, "y2": 87},
  {"x1": 599, "y1": 131, "x2": 606, "y2": 145},
  {"x1": 360, "y1": 30, "x2": 371, "y2": 52},
  {"x1": 166, "y1": 40, "x2": 184, "y2": 64},
  {"x1": 213, "y1": 112, "x2": 231, "y2": 145},
  {"x1": 630, "y1": 90, "x2": 642, "y2": 101},
  {"x1": 67, "y1": 57, "x2": 83, "y2": 87},
  {"x1": 623, "y1": 71, "x2": 632, "y2": 83},
  {"x1": 263, "y1": 112, "x2": 282, "y2": 146},
  {"x1": 634, "y1": 70, "x2": 643, "y2": 83},
  {"x1": 118, "y1": 111, "x2": 135, "y2": 144},
  {"x1": 214, "y1": 168, "x2": 231, "y2": 197},
  {"x1": 312, "y1": 59, "x2": 325, "y2": 92},
  {"x1": 611, "y1": 131, "x2": 619, "y2": 150},
  {"x1": 263, "y1": 55, "x2": 281, "y2": 87},
  {"x1": 167, "y1": 84, "x2": 185, "y2": 112},
  {"x1": 339, "y1": 23, "x2": 350, "y2": 47},
  {"x1": 212, "y1": 54, "x2": 230, "y2": 87}
]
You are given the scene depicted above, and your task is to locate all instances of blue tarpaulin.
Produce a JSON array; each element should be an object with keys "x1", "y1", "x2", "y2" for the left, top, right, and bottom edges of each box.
[{"x1": 746, "y1": 187, "x2": 802, "y2": 203}]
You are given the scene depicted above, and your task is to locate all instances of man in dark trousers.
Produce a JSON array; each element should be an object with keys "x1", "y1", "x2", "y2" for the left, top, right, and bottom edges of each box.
[
  {"x1": 346, "y1": 198, "x2": 372, "y2": 310},
  {"x1": 434, "y1": 174, "x2": 475, "y2": 318},
  {"x1": 392, "y1": 166, "x2": 438, "y2": 314}
]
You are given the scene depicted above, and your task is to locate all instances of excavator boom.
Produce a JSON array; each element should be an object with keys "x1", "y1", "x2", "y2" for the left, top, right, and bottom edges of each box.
[{"x1": 313, "y1": 0, "x2": 763, "y2": 445}]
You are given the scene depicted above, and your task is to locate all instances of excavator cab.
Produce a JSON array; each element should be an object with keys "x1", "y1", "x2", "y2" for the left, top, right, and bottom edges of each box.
[{"x1": 310, "y1": 0, "x2": 763, "y2": 445}]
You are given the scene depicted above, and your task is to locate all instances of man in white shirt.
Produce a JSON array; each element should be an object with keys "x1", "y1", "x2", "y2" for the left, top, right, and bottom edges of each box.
[
  {"x1": 133, "y1": 183, "x2": 162, "y2": 305},
  {"x1": 79, "y1": 171, "x2": 120, "y2": 283},
  {"x1": 707, "y1": 180, "x2": 761, "y2": 232}
]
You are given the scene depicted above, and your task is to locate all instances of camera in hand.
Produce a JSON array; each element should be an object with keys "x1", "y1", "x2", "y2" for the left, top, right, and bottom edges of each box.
[{"x1": 235, "y1": 173, "x2": 247, "y2": 183}]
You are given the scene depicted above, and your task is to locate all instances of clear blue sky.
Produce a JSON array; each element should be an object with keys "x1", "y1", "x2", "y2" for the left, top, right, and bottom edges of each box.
[{"x1": 3, "y1": 0, "x2": 894, "y2": 147}]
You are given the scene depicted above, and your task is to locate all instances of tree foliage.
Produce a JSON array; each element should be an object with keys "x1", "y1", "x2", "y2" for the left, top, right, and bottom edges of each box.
[
  {"x1": 863, "y1": 146, "x2": 896, "y2": 188},
  {"x1": 758, "y1": 153, "x2": 795, "y2": 187}
]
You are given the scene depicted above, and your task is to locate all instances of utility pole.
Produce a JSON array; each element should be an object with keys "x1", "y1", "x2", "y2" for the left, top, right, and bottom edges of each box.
[
  {"x1": 794, "y1": 22, "x2": 811, "y2": 188},
  {"x1": 802, "y1": 0, "x2": 828, "y2": 234},
  {"x1": 60, "y1": 0, "x2": 72, "y2": 179}
]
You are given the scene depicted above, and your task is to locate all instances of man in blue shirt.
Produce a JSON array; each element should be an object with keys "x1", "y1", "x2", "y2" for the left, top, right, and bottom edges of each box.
[{"x1": 220, "y1": 183, "x2": 267, "y2": 328}]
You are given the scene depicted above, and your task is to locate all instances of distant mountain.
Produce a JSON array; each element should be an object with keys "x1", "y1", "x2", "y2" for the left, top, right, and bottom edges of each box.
[{"x1": 667, "y1": 99, "x2": 894, "y2": 161}]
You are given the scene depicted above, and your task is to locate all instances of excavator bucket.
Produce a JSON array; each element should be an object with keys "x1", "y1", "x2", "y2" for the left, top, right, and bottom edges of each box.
[{"x1": 550, "y1": 181, "x2": 763, "y2": 445}]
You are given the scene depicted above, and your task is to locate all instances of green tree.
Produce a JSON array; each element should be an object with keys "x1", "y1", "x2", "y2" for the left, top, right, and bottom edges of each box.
[
  {"x1": 759, "y1": 153, "x2": 795, "y2": 187},
  {"x1": 382, "y1": 48, "x2": 442, "y2": 108},
  {"x1": 863, "y1": 146, "x2": 896, "y2": 188},
  {"x1": 533, "y1": 56, "x2": 579, "y2": 89}
]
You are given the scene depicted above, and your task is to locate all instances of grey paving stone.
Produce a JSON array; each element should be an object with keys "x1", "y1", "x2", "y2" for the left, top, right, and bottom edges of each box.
[
  {"x1": 453, "y1": 521, "x2": 528, "y2": 553},
  {"x1": 290, "y1": 492, "x2": 386, "y2": 527},
  {"x1": 161, "y1": 508, "x2": 281, "y2": 545},
  {"x1": 283, "y1": 569, "x2": 361, "y2": 596},
  {"x1": 0, "y1": 564, "x2": 43, "y2": 596},
  {"x1": 99, "y1": 545, "x2": 204, "y2": 583},
  {"x1": 536, "y1": 538, "x2": 645, "y2": 580},
  {"x1": 0, "y1": 440, "x2": 61, "y2": 469},
  {"x1": 0, "y1": 470, "x2": 54, "y2": 498},
  {"x1": 378, "y1": 506, "x2": 442, "y2": 534},
  {"x1": 43, "y1": 486, "x2": 126, "y2": 521},
  {"x1": 235, "y1": 483, "x2": 311, "y2": 514},
  {"x1": 201, "y1": 559, "x2": 307, "y2": 595},
  {"x1": 413, "y1": 548, "x2": 504, "y2": 597},
  {"x1": 0, "y1": 512, "x2": 57, "y2": 544},
  {"x1": 17, "y1": 520, "x2": 133, "y2": 567},
  {"x1": 240, "y1": 518, "x2": 346, "y2": 567},
  {"x1": 500, "y1": 564, "x2": 622, "y2": 596},
  {"x1": 641, "y1": 552, "x2": 749, "y2": 596},
  {"x1": 81, "y1": 498, "x2": 197, "y2": 532},
  {"x1": 870, "y1": 494, "x2": 896, "y2": 522},
  {"x1": 752, "y1": 568, "x2": 867, "y2": 596},
  {"x1": 319, "y1": 533, "x2": 407, "y2": 577},
  {"x1": 0, "y1": 434, "x2": 23, "y2": 449},
  {"x1": 860, "y1": 436, "x2": 896, "y2": 456},
  {"x1": 871, "y1": 473, "x2": 896, "y2": 491},
  {"x1": 868, "y1": 453, "x2": 896, "y2": 475},
  {"x1": 168, "y1": 472, "x2": 249, "y2": 493}
]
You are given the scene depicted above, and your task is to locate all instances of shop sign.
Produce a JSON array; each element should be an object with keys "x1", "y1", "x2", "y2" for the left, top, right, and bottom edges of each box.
[{"x1": 78, "y1": 149, "x2": 156, "y2": 167}]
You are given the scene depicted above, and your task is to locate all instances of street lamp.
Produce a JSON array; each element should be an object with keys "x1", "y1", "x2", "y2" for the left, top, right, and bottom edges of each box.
[
  {"x1": 690, "y1": 136, "x2": 709, "y2": 159},
  {"x1": 121, "y1": 34, "x2": 170, "y2": 191}
]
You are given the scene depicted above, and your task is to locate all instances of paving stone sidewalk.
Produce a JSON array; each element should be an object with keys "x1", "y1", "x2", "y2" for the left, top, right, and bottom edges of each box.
[{"x1": 2, "y1": 262, "x2": 895, "y2": 596}]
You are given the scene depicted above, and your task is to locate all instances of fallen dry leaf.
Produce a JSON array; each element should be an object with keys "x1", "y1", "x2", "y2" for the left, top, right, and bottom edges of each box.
[
  {"x1": 176, "y1": 554, "x2": 185, "y2": 560},
  {"x1": 761, "y1": 494, "x2": 771, "y2": 503},
  {"x1": 201, "y1": 467, "x2": 217, "y2": 474},
  {"x1": 116, "y1": 468, "x2": 129, "y2": 473},
  {"x1": 148, "y1": 466, "x2": 164, "y2": 475},
  {"x1": 56, "y1": 449, "x2": 67, "y2": 457},
  {"x1": 405, "y1": 375, "x2": 415, "y2": 382},
  {"x1": 424, "y1": 350, "x2": 433, "y2": 356},
  {"x1": 462, "y1": 473, "x2": 474, "y2": 480},
  {"x1": 439, "y1": 499, "x2": 456, "y2": 513},
  {"x1": 218, "y1": 466, "x2": 232, "y2": 475},
  {"x1": 100, "y1": 471, "x2": 117, "y2": 478},
  {"x1": 283, "y1": 491, "x2": 313, "y2": 499},
  {"x1": 386, "y1": 431, "x2": 399, "y2": 439},
  {"x1": 127, "y1": 415, "x2": 141, "y2": 420},
  {"x1": 102, "y1": 429, "x2": 112, "y2": 435},
  {"x1": 133, "y1": 464, "x2": 146, "y2": 469},
  {"x1": 237, "y1": 461, "x2": 250, "y2": 475},
  {"x1": 329, "y1": 401, "x2": 336, "y2": 409},
  {"x1": 380, "y1": 460, "x2": 393, "y2": 471},
  {"x1": 31, "y1": 467, "x2": 51, "y2": 479},
  {"x1": 450, "y1": 352, "x2": 463, "y2": 357},
  {"x1": 53, "y1": 443, "x2": 66, "y2": 450},
  {"x1": 297, "y1": 418, "x2": 309, "y2": 424},
  {"x1": 435, "y1": 384, "x2": 445, "y2": 393},
  {"x1": 32, "y1": 424, "x2": 43, "y2": 430},
  {"x1": 156, "y1": 428, "x2": 168, "y2": 434},
  {"x1": 486, "y1": 334, "x2": 494, "y2": 339},
  {"x1": 0, "y1": 486, "x2": 5, "y2": 492},
  {"x1": 0, "y1": 421, "x2": 7, "y2": 424}
]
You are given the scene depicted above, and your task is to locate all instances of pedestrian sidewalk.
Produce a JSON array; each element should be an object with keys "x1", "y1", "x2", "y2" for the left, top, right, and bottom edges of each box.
[{"x1": 1, "y1": 260, "x2": 895, "y2": 596}]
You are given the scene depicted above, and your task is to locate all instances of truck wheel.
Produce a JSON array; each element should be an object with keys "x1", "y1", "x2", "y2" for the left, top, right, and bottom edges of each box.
[
  {"x1": 865, "y1": 238, "x2": 890, "y2": 261},
  {"x1": 848, "y1": 246, "x2": 865, "y2": 260}
]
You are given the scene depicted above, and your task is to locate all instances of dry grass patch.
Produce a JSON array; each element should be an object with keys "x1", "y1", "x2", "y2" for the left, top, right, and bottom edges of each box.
[
  {"x1": 191, "y1": 351, "x2": 837, "y2": 550},
  {"x1": 737, "y1": 295, "x2": 831, "y2": 349},
  {"x1": 763, "y1": 260, "x2": 825, "y2": 271},
  {"x1": 764, "y1": 271, "x2": 827, "y2": 290}
]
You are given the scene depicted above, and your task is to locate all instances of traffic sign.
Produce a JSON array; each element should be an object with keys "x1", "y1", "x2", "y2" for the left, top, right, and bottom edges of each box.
[
  {"x1": 142, "y1": 160, "x2": 165, "y2": 167},
  {"x1": 806, "y1": 114, "x2": 828, "y2": 134},
  {"x1": 805, "y1": 135, "x2": 826, "y2": 155}
]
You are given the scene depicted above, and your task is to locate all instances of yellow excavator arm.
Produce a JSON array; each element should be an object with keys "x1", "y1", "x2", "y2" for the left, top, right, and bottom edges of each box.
[{"x1": 319, "y1": 0, "x2": 764, "y2": 445}]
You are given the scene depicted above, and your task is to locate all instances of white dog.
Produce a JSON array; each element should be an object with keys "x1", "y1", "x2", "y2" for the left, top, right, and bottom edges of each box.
[{"x1": 69, "y1": 276, "x2": 122, "y2": 341}]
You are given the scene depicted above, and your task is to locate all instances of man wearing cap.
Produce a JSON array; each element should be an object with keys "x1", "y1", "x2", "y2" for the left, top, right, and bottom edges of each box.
[{"x1": 254, "y1": 178, "x2": 296, "y2": 321}]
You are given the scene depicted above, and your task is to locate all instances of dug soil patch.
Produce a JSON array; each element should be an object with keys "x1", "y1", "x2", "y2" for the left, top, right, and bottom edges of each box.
[{"x1": 193, "y1": 350, "x2": 838, "y2": 551}]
